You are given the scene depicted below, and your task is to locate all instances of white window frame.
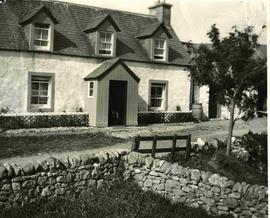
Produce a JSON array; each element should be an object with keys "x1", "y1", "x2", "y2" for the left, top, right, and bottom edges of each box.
[
  {"x1": 97, "y1": 31, "x2": 114, "y2": 56},
  {"x1": 88, "y1": 81, "x2": 94, "y2": 98},
  {"x1": 153, "y1": 38, "x2": 167, "y2": 61},
  {"x1": 33, "y1": 23, "x2": 52, "y2": 51},
  {"x1": 30, "y1": 76, "x2": 51, "y2": 109},
  {"x1": 150, "y1": 82, "x2": 167, "y2": 111}
]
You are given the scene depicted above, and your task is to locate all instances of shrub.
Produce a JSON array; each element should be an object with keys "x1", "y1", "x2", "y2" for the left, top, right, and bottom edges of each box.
[{"x1": 239, "y1": 131, "x2": 267, "y2": 172}]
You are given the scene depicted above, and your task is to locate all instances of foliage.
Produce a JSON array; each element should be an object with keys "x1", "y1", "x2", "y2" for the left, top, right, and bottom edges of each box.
[
  {"x1": 187, "y1": 24, "x2": 267, "y2": 154},
  {"x1": 238, "y1": 131, "x2": 267, "y2": 171},
  {"x1": 0, "y1": 179, "x2": 232, "y2": 218},
  {"x1": 213, "y1": 149, "x2": 267, "y2": 185}
]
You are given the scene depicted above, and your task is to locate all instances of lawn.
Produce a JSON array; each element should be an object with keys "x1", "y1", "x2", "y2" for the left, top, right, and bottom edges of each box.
[
  {"x1": 0, "y1": 132, "x2": 127, "y2": 159},
  {"x1": 0, "y1": 179, "x2": 232, "y2": 218},
  {"x1": 0, "y1": 118, "x2": 266, "y2": 161}
]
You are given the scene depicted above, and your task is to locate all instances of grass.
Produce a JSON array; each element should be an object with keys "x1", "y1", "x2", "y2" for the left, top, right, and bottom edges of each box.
[
  {"x1": 0, "y1": 179, "x2": 233, "y2": 218},
  {"x1": 0, "y1": 132, "x2": 127, "y2": 159}
]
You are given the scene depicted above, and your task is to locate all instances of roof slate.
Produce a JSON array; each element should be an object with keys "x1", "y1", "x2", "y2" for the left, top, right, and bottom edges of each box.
[
  {"x1": 84, "y1": 58, "x2": 140, "y2": 82},
  {"x1": 0, "y1": 0, "x2": 191, "y2": 66},
  {"x1": 83, "y1": 14, "x2": 121, "y2": 33},
  {"x1": 136, "y1": 22, "x2": 172, "y2": 39},
  {"x1": 20, "y1": 5, "x2": 58, "y2": 25}
]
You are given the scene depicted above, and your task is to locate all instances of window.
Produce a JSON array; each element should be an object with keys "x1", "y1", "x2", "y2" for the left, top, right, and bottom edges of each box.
[
  {"x1": 31, "y1": 76, "x2": 50, "y2": 106},
  {"x1": 33, "y1": 23, "x2": 50, "y2": 50},
  {"x1": 150, "y1": 83, "x2": 167, "y2": 110},
  {"x1": 98, "y1": 31, "x2": 113, "y2": 55},
  {"x1": 88, "y1": 81, "x2": 94, "y2": 97},
  {"x1": 153, "y1": 38, "x2": 166, "y2": 61}
]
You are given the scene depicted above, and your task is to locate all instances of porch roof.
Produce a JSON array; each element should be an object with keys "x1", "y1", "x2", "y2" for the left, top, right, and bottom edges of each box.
[{"x1": 84, "y1": 58, "x2": 140, "y2": 82}]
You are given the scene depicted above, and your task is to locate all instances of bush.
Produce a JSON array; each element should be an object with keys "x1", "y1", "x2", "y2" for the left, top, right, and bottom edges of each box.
[{"x1": 239, "y1": 131, "x2": 267, "y2": 172}]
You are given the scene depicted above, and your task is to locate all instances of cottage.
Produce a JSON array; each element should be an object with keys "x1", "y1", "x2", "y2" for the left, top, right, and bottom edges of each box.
[{"x1": 0, "y1": 0, "x2": 195, "y2": 127}]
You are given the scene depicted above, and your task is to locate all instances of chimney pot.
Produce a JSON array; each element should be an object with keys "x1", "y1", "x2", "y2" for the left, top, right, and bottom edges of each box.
[{"x1": 149, "y1": 1, "x2": 172, "y2": 25}]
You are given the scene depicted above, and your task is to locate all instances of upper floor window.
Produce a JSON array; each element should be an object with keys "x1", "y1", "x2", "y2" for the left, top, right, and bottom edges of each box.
[
  {"x1": 33, "y1": 23, "x2": 51, "y2": 51},
  {"x1": 153, "y1": 38, "x2": 167, "y2": 61},
  {"x1": 98, "y1": 31, "x2": 113, "y2": 56}
]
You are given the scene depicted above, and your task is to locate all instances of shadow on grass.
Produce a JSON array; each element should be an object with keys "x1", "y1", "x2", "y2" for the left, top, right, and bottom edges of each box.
[{"x1": 0, "y1": 132, "x2": 128, "y2": 159}]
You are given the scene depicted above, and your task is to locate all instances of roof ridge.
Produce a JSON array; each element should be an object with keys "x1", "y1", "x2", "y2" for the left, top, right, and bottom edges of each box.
[{"x1": 37, "y1": 0, "x2": 157, "y2": 19}]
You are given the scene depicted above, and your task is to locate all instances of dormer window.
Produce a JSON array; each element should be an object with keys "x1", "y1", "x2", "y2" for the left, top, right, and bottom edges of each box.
[
  {"x1": 153, "y1": 38, "x2": 167, "y2": 61},
  {"x1": 19, "y1": 5, "x2": 58, "y2": 52},
  {"x1": 98, "y1": 31, "x2": 113, "y2": 56},
  {"x1": 34, "y1": 23, "x2": 51, "y2": 50},
  {"x1": 83, "y1": 14, "x2": 121, "y2": 58}
]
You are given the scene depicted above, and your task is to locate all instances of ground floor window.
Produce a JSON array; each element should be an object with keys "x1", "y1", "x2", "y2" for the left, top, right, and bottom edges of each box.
[
  {"x1": 150, "y1": 81, "x2": 167, "y2": 111},
  {"x1": 29, "y1": 73, "x2": 55, "y2": 111}
]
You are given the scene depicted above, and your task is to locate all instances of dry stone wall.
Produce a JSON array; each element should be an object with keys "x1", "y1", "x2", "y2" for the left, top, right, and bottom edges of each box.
[
  {"x1": 0, "y1": 151, "x2": 268, "y2": 218},
  {"x1": 0, "y1": 150, "x2": 126, "y2": 209},
  {"x1": 124, "y1": 152, "x2": 268, "y2": 218}
]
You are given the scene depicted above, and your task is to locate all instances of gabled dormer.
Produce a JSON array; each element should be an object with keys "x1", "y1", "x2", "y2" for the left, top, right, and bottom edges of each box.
[
  {"x1": 137, "y1": 22, "x2": 172, "y2": 62},
  {"x1": 83, "y1": 15, "x2": 121, "y2": 57},
  {"x1": 20, "y1": 5, "x2": 58, "y2": 52}
]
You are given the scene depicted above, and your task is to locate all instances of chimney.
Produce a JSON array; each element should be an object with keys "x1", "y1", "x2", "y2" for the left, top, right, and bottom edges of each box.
[{"x1": 149, "y1": 0, "x2": 173, "y2": 26}]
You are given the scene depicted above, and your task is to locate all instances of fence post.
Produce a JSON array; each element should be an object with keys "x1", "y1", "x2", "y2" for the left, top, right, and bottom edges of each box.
[
  {"x1": 132, "y1": 135, "x2": 140, "y2": 152},
  {"x1": 171, "y1": 134, "x2": 177, "y2": 162},
  {"x1": 152, "y1": 135, "x2": 157, "y2": 158},
  {"x1": 185, "y1": 134, "x2": 191, "y2": 161}
]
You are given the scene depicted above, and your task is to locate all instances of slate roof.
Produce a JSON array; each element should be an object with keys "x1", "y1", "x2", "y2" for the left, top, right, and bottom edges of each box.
[
  {"x1": 136, "y1": 22, "x2": 172, "y2": 39},
  {"x1": 84, "y1": 58, "x2": 140, "y2": 82},
  {"x1": 0, "y1": 0, "x2": 191, "y2": 66},
  {"x1": 20, "y1": 5, "x2": 58, "y2": 25},
  {"x1": 83, "y1": 14, "x2": 121, "y2": 33}
]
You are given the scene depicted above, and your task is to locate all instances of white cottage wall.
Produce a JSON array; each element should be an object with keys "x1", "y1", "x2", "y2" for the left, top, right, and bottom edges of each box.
[
  {"x1": 0, "y1": 51, "x2": 101, "y2": 112},
  {"x1": 126, "y1": 61, "x2": 191, "y2": 112}
]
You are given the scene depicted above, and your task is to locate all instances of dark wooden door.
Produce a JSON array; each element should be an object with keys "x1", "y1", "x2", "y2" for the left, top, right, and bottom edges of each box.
[
  {"x1": 108, "y1": 80, "x2": 127, "y2": 126},
  {"x1": 209, "y1": 86, "x2": 221, "y2": 118}
]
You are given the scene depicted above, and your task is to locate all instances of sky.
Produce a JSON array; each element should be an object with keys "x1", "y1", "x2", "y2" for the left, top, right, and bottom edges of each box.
[{"x1": 56, "y1": 0, "x2": 267, "y2": 44}]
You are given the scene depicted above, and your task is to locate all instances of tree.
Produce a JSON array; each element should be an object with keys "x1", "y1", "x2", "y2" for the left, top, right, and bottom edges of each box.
[{"x1": 188, "y1": 25, "x2": 266, "y2": 155}]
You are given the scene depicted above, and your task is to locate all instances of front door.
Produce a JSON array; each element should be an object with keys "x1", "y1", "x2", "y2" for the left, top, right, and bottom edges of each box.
[{"x1": 108, "y1": 80, "x2": 127, "y2": 126}]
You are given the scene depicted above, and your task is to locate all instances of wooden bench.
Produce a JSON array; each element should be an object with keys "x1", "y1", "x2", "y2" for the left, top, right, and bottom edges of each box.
[{"x1": 131, "y1": 134, "x2": 191, "y2": 162}]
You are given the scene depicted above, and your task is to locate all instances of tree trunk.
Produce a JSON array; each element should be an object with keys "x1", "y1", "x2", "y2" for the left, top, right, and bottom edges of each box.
[{"x1": 226, "y1": 100, "x2": 235, "y2": 155}]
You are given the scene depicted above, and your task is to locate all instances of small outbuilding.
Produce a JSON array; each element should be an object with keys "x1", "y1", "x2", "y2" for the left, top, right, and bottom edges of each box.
[{"x1": 84, "y1": 58, "x2": 140, "y2": 127}]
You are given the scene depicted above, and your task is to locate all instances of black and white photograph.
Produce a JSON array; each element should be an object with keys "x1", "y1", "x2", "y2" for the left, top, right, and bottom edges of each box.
[{"x1": 0, "y1": 0, "x2": 267, "y2": 217}]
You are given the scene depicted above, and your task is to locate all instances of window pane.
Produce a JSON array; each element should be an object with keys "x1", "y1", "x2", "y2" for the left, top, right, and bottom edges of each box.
[
  {"x1": 151, "y1": 99, "x2": 162, "y2": 107},
  {"x1": 40, "y1": 90, "x2": 48, "y2": 96},
  {"x1": 31, "y1": 90, "x2": 39, "y2": 96},
  {"x1": 89, "y1": 90, "x2": 93, "y2": 96},
  {"x1": 90, "y1": 82, "x2": 94, "y2": 88},
  {"x1": 105, "y1": 33, "x2": 112, "y2": 42},
  {"x1": 41, "y1": 29, "x2": 49, "y2": 40},
  {"x1": 39, "y1": 97, "x2": 48, "y2": 104},
  {"x1": 34, "y1": 29, "x2": 42, "y2": 39},
  {"x1": 159, "y1": 39, "x2": 165, "y2": 49},
  {"x1": 156, "y1": 87, "x2": 163, "y2": 97},
  {"x1": 32, "y1": 82, "x2": 39, "y2": 90},
  {"x1": 40, "y1": 83, "x2": 49, "y2": 91},
  {"x1": 100, "y1": 32, "x2": 106, "y2": 41},
  {"x1": 31, "y1": 97, "x2": 39, "y2": 104}
]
